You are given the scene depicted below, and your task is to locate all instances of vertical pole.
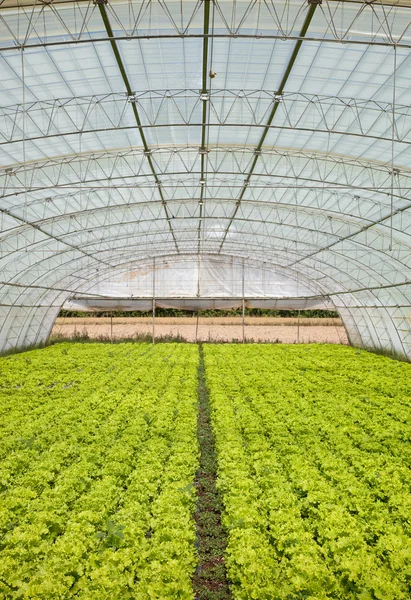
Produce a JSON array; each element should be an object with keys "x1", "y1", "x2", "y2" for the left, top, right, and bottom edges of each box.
[
  {"x1": 195, "y1": 311, "x2": 199, "y2": 344},
  {"x1": 152, "y1": 257, "x2": 156, "y2": 344},
  {"x1": 110, "y1": 311, "x2": 113, "y2": 344},
  {"x1": 242, "y1": 299, "x2": 245, "y2": 344},
  {"x1": 152, "y1": 299, "x2": 155, "y2": 344},
  {"x1": 242, "y1": 259, "x2": 245, "y2": 343},
  {"x1": 297, "y1": 309, "x2": 300, "y2": 344},
  {"x1": 196, "y1": 253, "x2": 201, "y2": 344}
]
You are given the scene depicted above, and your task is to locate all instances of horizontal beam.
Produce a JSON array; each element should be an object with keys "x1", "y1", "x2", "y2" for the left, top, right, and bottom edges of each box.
[
  {"x1": 2, "y1": 0, "x2": 411, "y2": 9},
  {"x1": 2, "y1": 121, "x2": 408, "y2": 149},
  {"x1": 1, "y1": 145, "x2": 408, "y2": 177},
  {"x1": 2, "y1": 197, "x2": 377, "y2": 229},
  {"x1": 0, "y1": 32, "x2": 410, "y2": 54},
  {"x1": 1, "y1": 90, "x2": 406, "y2": 111}
]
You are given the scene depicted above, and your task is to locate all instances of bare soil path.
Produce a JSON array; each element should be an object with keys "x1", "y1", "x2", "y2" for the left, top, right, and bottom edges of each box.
[{"x1": 52, "y1": 317, "x2": 348, "y2": 344}]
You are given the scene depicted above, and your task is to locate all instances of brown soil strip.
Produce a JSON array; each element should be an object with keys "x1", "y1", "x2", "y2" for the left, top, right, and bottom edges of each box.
[
  {"x1": 52, "y1": 320, "x2": 348, "y2": 345},
  {"x1": 193, "y1": 345, "x2": 231, "y2": 599}
]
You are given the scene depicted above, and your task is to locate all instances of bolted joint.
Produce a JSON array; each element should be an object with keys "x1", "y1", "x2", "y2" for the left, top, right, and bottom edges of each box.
[
  {"x1": 392, "y1": 167, "x2": 400, "y2": 176},
  {"x1": 127, "y1": 93, "x2": 138, "y2": 104},
  {"x1": 144, "y1": 149, "x2": 152, "y2": 157},
  {"x1": 93, "y1": 0, "x2": 107, "y2": 5},
  {"x1": 307, "y1": 0, "x2": 322, "y2": 4},
  {"x1": 254, "y1": 149, "x2": 262, "y2": 156},
  {"x1": 199, "y1": 147, "x2": 209, "y2": 155},
  {"x1": 200, "y1": 92, "x2": 209, "y2": 101},
  {"x1": 273, "y1": 92, "x2": 284, "y2": 103}
]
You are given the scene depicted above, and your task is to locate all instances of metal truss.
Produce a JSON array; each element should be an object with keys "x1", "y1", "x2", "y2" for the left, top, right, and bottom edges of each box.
[
  {"x1": 1, "y1": 0, "x2": 411, "y2": 51},
  {"x1": 3, "y1": 210, "x2": 411, "y2": 286},
  {"x1": 1, "y1": 0, "x2": 411, "y2": 358},
  {"x1": 3, "y1": 193, "x2": 411, "y2": 260},
  {"x1": 3, "y1": 148, "x2": 410, "y2": 259},
  {"x1": 2, "y1": 232, "x2": 408, "y2": 313},
  {"x1": 1, "y1": 146, "x2": 410, "y2": 195},
  {"x1": 1, "y1": 91, "x2": 409, "y2": 157},
  {"x1": 0, "y1": 186, "x2": 392, "y2": 222},
  {"x1": 2, "y1": 182, "x2": 410, "y2": 246}
]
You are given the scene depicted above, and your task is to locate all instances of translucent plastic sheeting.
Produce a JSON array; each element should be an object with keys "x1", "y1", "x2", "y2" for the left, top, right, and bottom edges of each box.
[
  {"x1": 1, "y1": 0, "x2": 411, "y2": 360},
  {"x1": 77, "y1": 255, "x2": 320, "y2": 300}
]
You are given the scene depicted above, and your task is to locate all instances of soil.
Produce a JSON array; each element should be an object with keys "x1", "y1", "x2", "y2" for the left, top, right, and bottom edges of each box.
[
  {"x1": 52, "y1": 317, "x2": 348, "y2": 345},
  {"x1": 193, "y1": 345, "x2": 231, "y2": 598}
]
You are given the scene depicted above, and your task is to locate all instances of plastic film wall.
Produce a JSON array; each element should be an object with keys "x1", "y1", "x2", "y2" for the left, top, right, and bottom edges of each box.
[{"x1": 0, "y1": 0, "x2": 411, "y2": 359}]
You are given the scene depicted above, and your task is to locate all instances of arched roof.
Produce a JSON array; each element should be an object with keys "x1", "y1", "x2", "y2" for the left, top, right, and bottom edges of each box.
[{"x1": 0, "y1": 0, "x2": 411, "y2": 357}]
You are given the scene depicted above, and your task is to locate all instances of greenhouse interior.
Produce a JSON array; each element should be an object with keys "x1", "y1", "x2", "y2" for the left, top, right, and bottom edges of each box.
[
  {"x1": 0, "y1": 0, "x2": 410, "y2": 357},
  {"x1": 2, "y1": 2, "x2": 411, "y2": 599}
]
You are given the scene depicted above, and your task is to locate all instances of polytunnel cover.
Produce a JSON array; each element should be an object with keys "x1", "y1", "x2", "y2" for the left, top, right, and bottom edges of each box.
[{"x1": 0, "y1": 0, "x2": 411, "y2": 358}]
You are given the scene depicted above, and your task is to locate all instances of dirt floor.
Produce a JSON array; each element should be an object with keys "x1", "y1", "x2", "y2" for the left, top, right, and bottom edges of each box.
[{"x1": 52, "y1": 317, "x2": 348, "y2": 344}]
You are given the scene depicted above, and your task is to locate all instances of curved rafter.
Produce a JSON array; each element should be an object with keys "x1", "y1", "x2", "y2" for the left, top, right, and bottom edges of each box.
[
  {"x1": 1, "y1": 0, "x2": 411, "y2": 358},
  {"x1": 1, "y1": 0, "x2": 411, "y2": 52}
]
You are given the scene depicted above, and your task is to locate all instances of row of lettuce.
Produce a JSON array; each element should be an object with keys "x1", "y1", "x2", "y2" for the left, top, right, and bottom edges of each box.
[
  {"x1": 0, "y1": 344, "x2": 199, "y2": 599},
  {"x1": 204, "y1": 344, "x2": 411, "y2": 600},
  {"x1": 1, "y1": 343, "x2": 411, "y2": 598}
]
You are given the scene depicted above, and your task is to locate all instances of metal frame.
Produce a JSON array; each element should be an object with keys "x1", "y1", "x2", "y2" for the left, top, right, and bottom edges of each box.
[
  {"x1": 1, "y1": 0, "x2": 411, "y2": 358},
  {"x1": 1, "y1": 0, "x2": 411, "y2": 52},
  {"x1": 96, "y1": 0, "x2": 179, "y2": 251}
]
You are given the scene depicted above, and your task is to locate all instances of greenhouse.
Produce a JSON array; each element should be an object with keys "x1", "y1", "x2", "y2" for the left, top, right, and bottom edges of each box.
[
  {"x1": 0, "y1": 0, "x2": 410, "y2": 357},
  {"x1": 1, "y1": 2, "x2": 411, "y2": 599}
]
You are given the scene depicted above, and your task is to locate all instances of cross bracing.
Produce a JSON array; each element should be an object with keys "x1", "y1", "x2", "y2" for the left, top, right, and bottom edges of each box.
[
  {"x1": 2, "y1": 92, "x2": 411, "y2": 149},
  {"x1": 1, "y1": 0, "x2": 411, "y2": 50},
  {"x1": 1, "y1": 0, "x2": 411, "y2": 358}
]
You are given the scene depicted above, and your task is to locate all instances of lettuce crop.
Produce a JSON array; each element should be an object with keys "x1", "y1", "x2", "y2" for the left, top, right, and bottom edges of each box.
[
  {"x1": 204, "y1": 344, "x2": 411, "y2": 600},
  {"x1": 0, "y1": 343, "x2": 199, "y2": 599}
]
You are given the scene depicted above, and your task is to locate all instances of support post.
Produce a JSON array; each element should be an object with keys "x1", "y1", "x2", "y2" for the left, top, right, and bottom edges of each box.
[
  {"x1": 152, "y1": 299, "x2": 155, "y2": 344},
  {"x1": 196, "y1": 253, "x2": 201, "y2": 344},
  {"x1": 110, "y1": 311, "x2": 113, "y2": 344},
  {"x1": 297, "y1": 309, "x2": 300, "y2": 344},
  {"x1": 242, "y1": 299, "x2": 245, "y2": 344},
  {"x1": 242, "y1": 259, "x2": 245, "y2": 343},
  {"x1": 195, "y1": 311, "x2": 199, "y2": 344},
  {"x1": 152, "y1": 258, "x2": 156, "y2": 344}
]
